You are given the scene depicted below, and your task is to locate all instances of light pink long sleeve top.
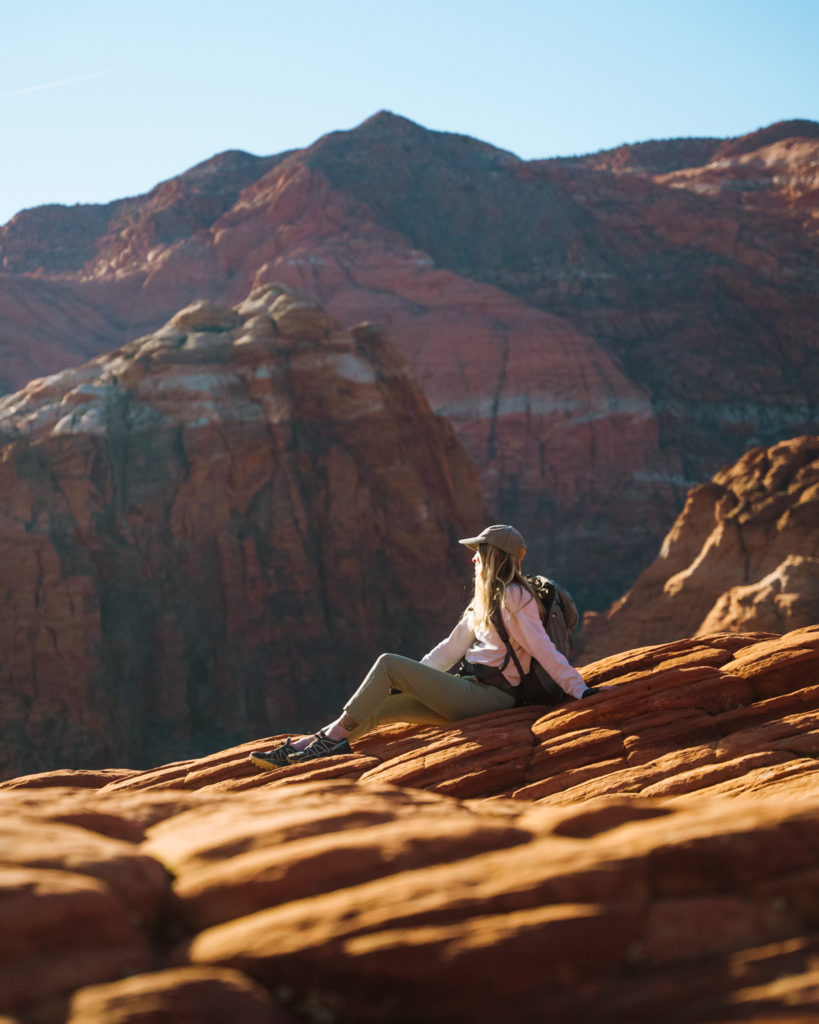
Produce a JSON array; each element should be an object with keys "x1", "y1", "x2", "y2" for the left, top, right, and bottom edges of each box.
[{"x1": 420, "y1": 583, "x2": 587, "y2": 699}]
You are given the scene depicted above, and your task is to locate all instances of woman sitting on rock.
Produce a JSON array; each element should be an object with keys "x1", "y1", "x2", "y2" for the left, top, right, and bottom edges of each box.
[{"x1": 250, "y1": 524, "x2": 596, "y2": 769}]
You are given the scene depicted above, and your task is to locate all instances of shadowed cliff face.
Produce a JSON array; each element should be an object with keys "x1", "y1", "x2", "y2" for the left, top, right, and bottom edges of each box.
[
  {"x1": 0, "y1": 286, "x2": 486, "y2": 779},
  {"x1": 299, "y1": 114, "x2": 818, "y2": 474},
  {"x1": 580, "y1": 435, "x2": 819, "y2": 662},
  {"x1": 0, "y1": 114, "x2": 817, "y2": 607},
  {"x1": 1, "y1": 627, "x2": 818, "y2": 1023}
]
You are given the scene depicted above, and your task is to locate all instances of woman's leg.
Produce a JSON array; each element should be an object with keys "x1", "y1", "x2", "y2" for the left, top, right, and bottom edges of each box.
[
  {"x1": 285, "y1": 657, "x2": 460, "y2": 752},
  {"x1": 346, "y1": 692, "x2": 449, "y2": 740},
  {"x1": 254, "y1": 654, "x2": 514, "y2": 767},
  {"x1": 343, "y1": 653, "x2": 514, "y2": 736}
]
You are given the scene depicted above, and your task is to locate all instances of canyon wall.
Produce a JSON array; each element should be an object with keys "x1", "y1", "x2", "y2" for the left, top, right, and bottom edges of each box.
[
  {"x1": 1, "y1": 115, "x2": 816, "y2": 606},
  {"x1": 0, "y1": 286, "x2": 485, "y2": 779}
]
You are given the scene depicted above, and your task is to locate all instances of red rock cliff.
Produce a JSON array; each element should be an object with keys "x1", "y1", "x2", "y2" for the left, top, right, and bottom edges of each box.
[
  {"x1": 0, "y1": 113, "x2": 817, "y2": 608},
  {"x1": 0, "y1": 286, "x2": 486, "y2": 780},
  {"x1": 580, "y1": 435, "x2": 819, "y2": 662}
]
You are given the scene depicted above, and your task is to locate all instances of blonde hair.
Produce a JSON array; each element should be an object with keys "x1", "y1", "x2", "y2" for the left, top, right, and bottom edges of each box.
[{"x1": 469, "y1": 543, "x2": 539, "y2": 632}]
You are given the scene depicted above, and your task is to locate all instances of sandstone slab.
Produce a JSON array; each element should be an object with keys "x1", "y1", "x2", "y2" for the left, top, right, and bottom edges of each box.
[
  {"x1": 64, "y1": 966, "x2": 288, "y2": 1024},
  {"x1": 0, "y1": 630, "x2": 817, "y2": 1022}
]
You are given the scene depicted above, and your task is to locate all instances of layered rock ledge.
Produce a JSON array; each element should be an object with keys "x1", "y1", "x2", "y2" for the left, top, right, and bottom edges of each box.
[
  {"x1": 582, "y1": 435, "x2": 819, "y2": 662},
  {"x1": 1, "y1": 627, "x2": 817, "y2": 1023}
]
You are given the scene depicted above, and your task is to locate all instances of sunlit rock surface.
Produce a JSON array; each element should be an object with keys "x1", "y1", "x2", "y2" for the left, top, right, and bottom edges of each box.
[
  {"x1": 581, "y1": 435, "x2": 819, "y2": 662},
  {"x1": 1, "y1": 627, "x2": 817, "y2": 1022}
]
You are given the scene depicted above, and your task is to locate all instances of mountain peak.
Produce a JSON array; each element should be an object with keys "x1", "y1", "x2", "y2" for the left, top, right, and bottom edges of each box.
[
  {"x1": 351, "y1": 110, "x2": 430, "y2": 140},
  {"x1": 310, "y1": 110, "x2": 518, "y2": 167}
]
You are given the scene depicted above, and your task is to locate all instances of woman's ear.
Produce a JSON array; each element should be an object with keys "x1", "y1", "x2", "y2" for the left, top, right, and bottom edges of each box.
[{"x1": 517, "y1": 547, "x2": 526, "y2": 569}]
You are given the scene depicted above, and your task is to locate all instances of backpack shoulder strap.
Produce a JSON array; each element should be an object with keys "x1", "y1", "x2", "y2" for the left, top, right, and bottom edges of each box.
[{"x1": 490, "y1": 605, "x2": 526, "y2": 681}]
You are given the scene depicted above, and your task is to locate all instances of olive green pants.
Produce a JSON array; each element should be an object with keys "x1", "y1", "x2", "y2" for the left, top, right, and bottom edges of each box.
[{"x1": 344, "y1": 653, "x2": 515, "y2": 740}]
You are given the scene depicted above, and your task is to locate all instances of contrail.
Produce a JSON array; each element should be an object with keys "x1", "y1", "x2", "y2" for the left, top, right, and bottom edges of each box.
[{"x1": 0, "y1": 69, "x2": 115, "y2": 100}]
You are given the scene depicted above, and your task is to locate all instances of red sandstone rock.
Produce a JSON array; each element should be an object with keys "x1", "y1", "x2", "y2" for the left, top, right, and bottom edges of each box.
[
  {"x1": 0, "y1": 816, "x2": 167, "y2": 920},
  {"x1": 0, "y1": 812, "x2": 169, "y2": 1016},
  {"x1": 0, "y1": 286, "x2": 485, "y2": 780},
  {"x1": 179, "y1": 793, "x2": 819, "y2": 1023},
  {"x1": 146, "y1": 790, "x2": 531, "y2": 932},
  {"x1": 0, "y1": 768, "x2": 140, "y2": 790},
  {"x1": 0, "y1": 631, "x2": 817, "y2": 1021},
  {"x1": 0, "y1": 276, "x2": 119, "y2": 395},
  {"x1": 64, "y1": 966, "x2": 289, "y2": 1024},
  {"x1": 71, "y1": 627, "x2": 817, "y2": 806},
  {"x1": 1, "y1": 115, "x2": 816, "y2": 612},
  {"x1": 658, "y1": 127, "x2": 819, "y2": 230},
  {"x1": 699, "y1": 554, "x2": 819, "y2": 636},
  {"x1": 0, "y1": 865, "x2": 153, "y2": 1014},
  {"x1": 581, "y1": 436, "x2": 819, "y2": 662}
]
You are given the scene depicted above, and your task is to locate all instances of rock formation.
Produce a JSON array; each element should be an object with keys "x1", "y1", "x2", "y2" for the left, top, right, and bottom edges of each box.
[
  {"x1": 580, "y1": 436, "x2": 819, "y2": 663},
  {"x1": 0, "y1": 286, "x2": 485, "y2": 780},
  {"x1": 1, "y1": 626, "x2": 817, "y2": 1022},
  {"x1": 1, "y1": 114, "x2": 817, "y2": 606}
]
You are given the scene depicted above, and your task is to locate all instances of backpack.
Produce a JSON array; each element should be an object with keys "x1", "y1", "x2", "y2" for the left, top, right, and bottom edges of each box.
[{"x1": 491, "y1": 575, "x2": 580, "y2": 707}]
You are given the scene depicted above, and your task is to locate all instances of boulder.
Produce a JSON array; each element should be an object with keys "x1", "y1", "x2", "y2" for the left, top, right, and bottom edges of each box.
[
  {"x1": 582, "y1": 436, "x2": 819, "y2": 661},
  {"x1": 269, "y1": 292, "x2": 338, "y2": 339},
  {"x1": 168, "y1": 299, "x2": 240, "y2": 333},
  {"x1": 698, "y1": 554, "x2": 819, "y2": 635}
]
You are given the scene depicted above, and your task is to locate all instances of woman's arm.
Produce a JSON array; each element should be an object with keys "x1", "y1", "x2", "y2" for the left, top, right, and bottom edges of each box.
[
  {"x1": 502, "y1": 587, "x2": 587, "y2": 699},
  {"x1": 420, "y1": 614, "x2": 476, "y2": 672}
]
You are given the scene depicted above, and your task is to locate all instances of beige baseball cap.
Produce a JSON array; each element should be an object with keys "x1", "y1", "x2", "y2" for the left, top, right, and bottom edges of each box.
[{"x1": 459, "y1": 524, "x2": 526, "y2": 557}]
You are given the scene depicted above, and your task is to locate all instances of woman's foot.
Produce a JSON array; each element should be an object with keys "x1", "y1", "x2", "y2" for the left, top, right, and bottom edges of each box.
[
  {"x1": 249, "y1": 737, "x2": 297, "y2": 770},
  {"x1": 249, "y1": 731, "x2": 318, "y2": 769}
]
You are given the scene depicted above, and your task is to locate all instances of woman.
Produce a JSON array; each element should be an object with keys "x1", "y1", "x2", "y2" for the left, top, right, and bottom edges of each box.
[{"x1": 249, "y1": 524, "x2": 595, "y2": 769}]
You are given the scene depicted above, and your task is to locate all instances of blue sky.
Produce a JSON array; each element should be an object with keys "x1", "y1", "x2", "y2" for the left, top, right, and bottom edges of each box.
[{"x1": 1, "y1": 0, "x2": 817, "y2": 227}]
